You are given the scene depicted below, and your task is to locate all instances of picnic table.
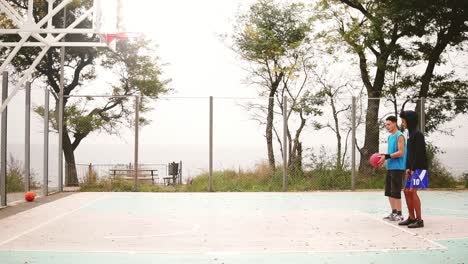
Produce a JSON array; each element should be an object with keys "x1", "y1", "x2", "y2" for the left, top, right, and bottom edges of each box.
[{"x1": 109, "y1": 169, "x2": 158, "y2": 185}]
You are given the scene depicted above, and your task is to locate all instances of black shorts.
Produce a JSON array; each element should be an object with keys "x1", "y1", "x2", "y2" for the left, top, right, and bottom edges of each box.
[{"x1": 385, "y1": 170, "x2": 404, "y2": 199}]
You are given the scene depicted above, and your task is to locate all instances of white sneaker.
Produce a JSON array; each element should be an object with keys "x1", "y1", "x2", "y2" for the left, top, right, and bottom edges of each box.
[
  {"x1": 392, "y1": 214, "x2": 405, "y2": 222},
  {"x1": 383, "y1": 213, "x2": 395, "y2": 221}
]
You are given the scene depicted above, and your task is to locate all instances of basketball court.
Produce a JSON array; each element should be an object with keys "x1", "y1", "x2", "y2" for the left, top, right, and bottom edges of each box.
[
  {"x1": 1, "y1": 1, "x2": 468, "y2": 263},
  {"x1": 1, "y1": 191, "x2": 467, "y2": 263}
]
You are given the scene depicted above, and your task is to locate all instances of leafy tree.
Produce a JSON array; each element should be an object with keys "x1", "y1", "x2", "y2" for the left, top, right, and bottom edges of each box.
[
  {"x1": 232, "y1": 0, "x2": 315, "y2": 171},
  {"x1": 1, "y1": 1, "x2": 170, "y2": 185}
]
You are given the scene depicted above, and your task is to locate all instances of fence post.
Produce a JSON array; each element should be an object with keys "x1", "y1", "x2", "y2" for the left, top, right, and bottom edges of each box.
[
  {"x1": 351, "y1": 96, "x2": 357, "y2": 191},
  {"x1": 134, "y1": 95, "x2": 140, "y2": 192},
  {"x1": 179, "y1": 160, "x2": 183, "y2": 184},
  {"x1": 209, "y1": 96, "x2": 213, "y2": 192},
  {"x1": 282, "y1": 96, "x2": 288, "y2": 192},
  {"x1": 43, "y1": 88, "x2": 49, "y2": 197},
  {"x1": 1, "y1": 72, "x2": 8, "y2": 207},
  {"x1": 88, "y1": 163, "x2": 92, "y2": 181},
  {"x1": 58, "y1": 67, "x2": 64, "y2": 191},
  {"x1": 59, "y1": 6, "x2": 67, "y2": 189},
  {"x1": 25, "y1": 82, "x2": 31, "y2": 192}
]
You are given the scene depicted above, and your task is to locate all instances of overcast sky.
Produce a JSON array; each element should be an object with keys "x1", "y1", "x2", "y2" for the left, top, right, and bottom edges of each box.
[
  {"x1": 122, "y1": 0, "x2": 257, "y2": 97},
  {"x1": 2, "y1": 0, "x2": 468, "y2": 178}
]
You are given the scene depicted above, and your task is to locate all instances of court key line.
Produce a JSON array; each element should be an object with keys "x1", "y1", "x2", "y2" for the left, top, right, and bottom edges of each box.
[
  {"x1": 360, "y1": 212, "x2": 448, "y2": 250},
  {"x1": 0, "y1": 194, "x2": 109, "y2": 247},
  {"x1": 103, "y1": 224, "x2": 201, "y2": 239}
]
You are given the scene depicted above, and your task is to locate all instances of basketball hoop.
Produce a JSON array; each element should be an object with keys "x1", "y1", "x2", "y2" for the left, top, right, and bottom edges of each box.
[
  {"x1": 94, "y1": 0, "x2": 143, "y2": 51},
  {"x1": 101, "y1": 32, "x2": 144, "y2": 52}
]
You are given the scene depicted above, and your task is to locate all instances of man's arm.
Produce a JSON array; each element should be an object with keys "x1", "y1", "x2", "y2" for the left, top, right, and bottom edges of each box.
[
  {"x1": 390, "y1": 135, "x2": 405, "y2": 158},
  {"x1": 381, "y1": 135, "x2": 405, "y2": 159},
  {"x1": 378, "y1": 135, "x2": 405, "y2": 166}
]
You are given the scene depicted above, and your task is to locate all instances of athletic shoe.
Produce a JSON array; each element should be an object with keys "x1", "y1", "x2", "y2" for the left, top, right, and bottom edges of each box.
[
  {"x1": 383, "y1": 213, "x2": 395, "y2": 221},
  {"x1": 392, "y1": 214, "x2": 405, "y2": 222},
  {"x1": 398, "y1": 217, "x2": 416, "y2": 226},
  {"x1": 408, "y1": 219, "x2": 424, "y2": 228}
]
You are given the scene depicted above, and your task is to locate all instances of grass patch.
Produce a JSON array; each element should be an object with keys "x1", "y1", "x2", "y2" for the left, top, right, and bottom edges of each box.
[
  {"x1": 79, "y1": 149, "x2": 463, "y2": 193},
  {"x1": 7, "y1": 154, "x2": 39, "y2": 192},
  {"x1": 80, "y1": 163, "x2": 358, "y2": 192}
]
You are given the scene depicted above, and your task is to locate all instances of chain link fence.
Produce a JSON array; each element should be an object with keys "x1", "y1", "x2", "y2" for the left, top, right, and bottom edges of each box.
[{"x1": 1, "y1": 90, "x2": 468, "y2": 204}]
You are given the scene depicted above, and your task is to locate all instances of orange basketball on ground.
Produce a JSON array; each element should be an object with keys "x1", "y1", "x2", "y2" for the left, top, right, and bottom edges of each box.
[{"x1": 25, "y1": 191, "x2": 35, "y2": 202}]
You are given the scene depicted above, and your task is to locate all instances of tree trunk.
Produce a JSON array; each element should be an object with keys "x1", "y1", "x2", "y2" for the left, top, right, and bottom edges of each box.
[
  {"x1": 336, "y1": 133, "x2": 342, "y2": 170},
  {"x1": 355, "y1": 54, "x2": 386, "y2": 177},
  {"x1": 297, "y1": 142, "x2": 303, "y2": 169},
  {"x1": 289, "y1": 141, "x2": 303, "y2": 177},
  {"x1": 358, "y1": 97, "x2": 380, "y2": 176},
  {"x1": 415, "y1": 36, "x2": 449, "y2": 130},
  {"x1": 63, "y1": 128, "x2": 79, "y2": 186},
  {"x1": 330, "y1": 96, "x2": 342, "y2": 170},
  {"x1": 266, "y1": 96, "x2": 276, "y2": 171},
  {"x1": 265, "y1": 72, "x2": 284, "y2": 171},
  {"x1": 288, "y1": 110, "x2": 306, "y2": 177}
]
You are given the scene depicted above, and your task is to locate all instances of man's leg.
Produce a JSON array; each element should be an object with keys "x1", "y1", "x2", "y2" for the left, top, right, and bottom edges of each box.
[
  {"x1": 384, "y1": 171, "x2": 396, "y2": 220},
  {"x1": 405, "y1": 189, "x2": 415, "y2": 219},
  {"x1": 389, "y1": 171, "x2": 404, "y2": 221},
  {"x1": 390, "y1": 197, "x2": 402, "y2": 212},
  {"x1": 399, "y1": 188, "x2": 417, "y2": 225},
  {"x1": 396, "y1": 196, "x2": 402, "y2": 212},
  {"x1": 408, "y1": 189, "x2": 424, "y2": 228},
  {"x1": 389, "y1": 197, "x2": 398, "y2": 211},
  {"x1": 395, "y1": 171, "x2": 404, "y2": 219},
  {"x1": 414, "y1": 190, "x2": 422, "y2": 220}
]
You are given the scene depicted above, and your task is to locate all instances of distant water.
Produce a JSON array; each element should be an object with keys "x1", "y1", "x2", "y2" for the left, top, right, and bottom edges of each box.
[
  {"x1": 5, "y1": 143, "x2": 468, "y2": 187},
  {"x1": 437, "y1": 148, "x2": 468, "y2": 178}
]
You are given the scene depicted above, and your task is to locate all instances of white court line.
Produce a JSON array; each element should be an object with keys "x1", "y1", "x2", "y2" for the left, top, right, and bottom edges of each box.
[
  {"x1": 103, "y1": 224, "x2": 201, "y2": 239},
  {"x1": 428, "y1": 207, "x2": 468, "y2": 213},
  {"x1": 433, "y1": 236, "x2": 468, "y2": 241},
  {"x1": 0, "y1": 246, "x2": 452, "y2": 255},
  {"x1": 360, "y1": 212, "x2": 448, "y2": 250},
  {"x1": 0, "y1": 194, "x2": 109, "y2": 247}
]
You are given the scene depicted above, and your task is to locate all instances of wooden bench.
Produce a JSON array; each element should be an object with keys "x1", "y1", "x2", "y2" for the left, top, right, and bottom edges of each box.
[{"x1": 109, "y1": 169, "x2": 159, "y2": 185}]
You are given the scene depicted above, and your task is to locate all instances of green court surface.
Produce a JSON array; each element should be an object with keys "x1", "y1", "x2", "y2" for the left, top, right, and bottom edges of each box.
[{"x1": 1, "y1": 191, "x2": 467, "y2": 263}]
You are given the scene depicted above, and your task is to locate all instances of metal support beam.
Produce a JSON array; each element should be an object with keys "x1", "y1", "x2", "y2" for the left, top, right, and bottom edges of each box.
[
  {"x1": 351, "y1": 96, "x2": 357, "y2": 191},
  {"x1": 0, "y1": 47, "x2": 49, "y2": 114},
  {"x1": 25, "y1": 82, "x2": 31, "y2": 192},
  {"x1": 282, "y1": 96, "x2": 288, "y2": 192},
  {"x1": 133, "y1": 95, "x2": 140, "y2": 192},
  {"x1": 1, "y1": 72, "x2": 8, "y2": 207},
  {"x1": 43, "y1": 88, "x2": 49, "y2": 197},
  {"x1": 58, "y1": 6, "x2": 66, "y2": 191},
  {"x1": 209, "y1": 96, "x2": 213, "y2": 192},
  {"x1": 0, "y1": 42, "x2": 108, "y2": 47},
  {"x1": 0, "y1": 28, "x2": 98, "y2": 34},
  {"x1": 0, "y1": 3, "x2": 103, "y2": 115}
]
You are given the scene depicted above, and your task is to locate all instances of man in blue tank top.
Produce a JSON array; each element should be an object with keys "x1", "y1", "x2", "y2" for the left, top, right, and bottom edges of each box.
[{"x1": 378, "y1": 116, "x2": 407, "y2": 222}]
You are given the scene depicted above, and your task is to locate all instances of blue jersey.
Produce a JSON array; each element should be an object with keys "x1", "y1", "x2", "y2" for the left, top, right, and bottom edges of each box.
[{"x1": 386, "y1": 131, "x2": 406, "y2": 170}]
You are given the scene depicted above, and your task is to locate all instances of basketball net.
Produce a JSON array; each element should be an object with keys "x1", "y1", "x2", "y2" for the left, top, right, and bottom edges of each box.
[
  {"x1": 94, "y1": 0, "x2": 144, "y2": 51},
  {"x1": 102, "y1": 32, "x2": 144, "y2": 51},
  {"x1": 104, "y1": 32, "x2": 143, "y2": 44}
]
